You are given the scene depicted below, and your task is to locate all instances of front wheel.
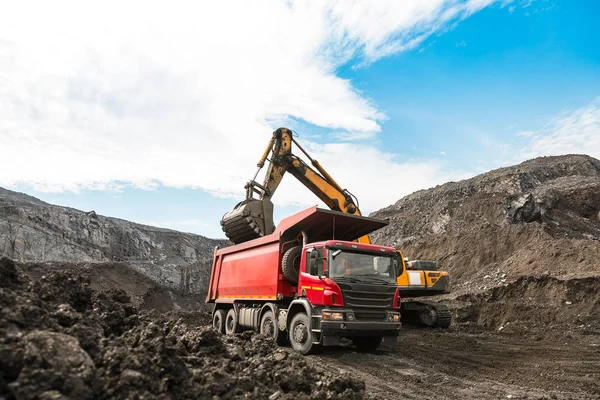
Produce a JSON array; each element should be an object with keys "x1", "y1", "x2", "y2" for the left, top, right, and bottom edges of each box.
[
  {"x1": 260, "y1": 311, "x2": 288, "y2": 345},
  {"x1": 289, "y1": 312, "x2": 317, "y2": 355},
  {"x1": 352, "y1": 336, "x2": 382, "y2": 352}
]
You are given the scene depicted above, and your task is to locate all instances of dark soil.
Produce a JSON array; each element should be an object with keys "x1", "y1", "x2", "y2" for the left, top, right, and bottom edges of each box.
[
  {"x1": 0, "y1": 258, "x2": 365, "y2": 399},
  {"x1": 452, "y1": 274, "x2": 600, "y2": 335},
  {"x1": 313, "y1": 327, "x2": 600, "y2": 400}
]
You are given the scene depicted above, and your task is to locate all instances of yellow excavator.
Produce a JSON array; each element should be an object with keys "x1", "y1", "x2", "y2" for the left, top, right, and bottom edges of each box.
[{"x1": 221, "y1": 127, "x2": 451, "y2": 328}]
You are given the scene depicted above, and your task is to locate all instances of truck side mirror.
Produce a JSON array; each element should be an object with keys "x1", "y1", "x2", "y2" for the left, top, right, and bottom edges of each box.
[{"x1": 309, "y1": 251, "x2": 318, "y2": 276}]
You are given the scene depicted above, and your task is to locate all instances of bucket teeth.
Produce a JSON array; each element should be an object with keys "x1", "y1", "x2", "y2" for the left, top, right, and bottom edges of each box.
[{"x1": 221, "y1": 213, "x2": 263, "y2": 243}]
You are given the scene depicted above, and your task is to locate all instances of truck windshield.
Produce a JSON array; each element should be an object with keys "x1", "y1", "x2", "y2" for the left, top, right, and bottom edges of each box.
[{"x1": 328, "y1": 249, "x2": 396, "y2": 284}]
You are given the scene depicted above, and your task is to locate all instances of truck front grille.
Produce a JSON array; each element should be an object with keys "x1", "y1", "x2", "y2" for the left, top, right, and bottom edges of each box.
[
  {"x1": 353, "y1": 310, "x2": 387, "y2": 322},
  {"x1": 337, "y1": 282, "x2": 396, "y2": 321}
]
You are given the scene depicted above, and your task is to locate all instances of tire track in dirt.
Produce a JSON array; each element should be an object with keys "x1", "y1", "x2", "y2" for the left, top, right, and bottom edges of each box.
[{"x1": 312, "y1": 329, "x2": 600, "y2": 399}]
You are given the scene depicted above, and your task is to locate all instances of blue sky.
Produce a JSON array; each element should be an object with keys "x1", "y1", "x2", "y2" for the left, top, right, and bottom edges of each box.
[{"x1": 1, "y1": 0, "x2": 599, "y2": 238}]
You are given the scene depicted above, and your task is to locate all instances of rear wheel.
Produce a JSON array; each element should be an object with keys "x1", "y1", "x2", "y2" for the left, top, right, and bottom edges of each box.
[
  {"x1": 225, "y1": 309, "x2": 241, "y2": 335},
  {"x1": 213, "y1": 309, "x2": 226, "y2": 334},
  {"x1": 352, "y1": 336, "x2": 382, "y2": 352},
  {"x1": 289, "y1": 312, "x2": 317, "y2": 355},
  {"x1": 260, "y1": 310, "x2": 287, "y2": 345}
]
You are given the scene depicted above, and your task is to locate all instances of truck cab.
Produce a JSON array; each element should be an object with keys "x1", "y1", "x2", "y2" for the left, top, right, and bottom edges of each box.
[{"x1": 288, "y1": 240, "x2": 402, "y2": 353}]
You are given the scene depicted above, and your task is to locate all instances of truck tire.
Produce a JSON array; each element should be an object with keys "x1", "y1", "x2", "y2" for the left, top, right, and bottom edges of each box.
[
  {"x1": 352, "y1": 336, "x2": 382, "y2": 352},
  {"x1": 213, "y1": 309, "x2": 226, "y2": 334},
  {"x1": 225, "y1": 309, "x2": 241, "y2": 335},
  {"x1": 260, "y1": 311, "x2": 287, "y2": 345},
  {"x1": 282, "y1": 246, "x2": 302, "y2": 283},
  {"x1": 289, "y1": 312, "x2": 317, "y2": 355}
]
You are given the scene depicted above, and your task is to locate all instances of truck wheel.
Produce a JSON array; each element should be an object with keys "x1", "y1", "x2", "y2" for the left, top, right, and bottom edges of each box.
[
  {"x1": 282, "y1": 246, "x2": 302, "y2": 283},
  {"x1": 352, "y1": 336, "x2": 382, "y2": 352},
  {"x1": 225, "y1": 309, "x2": 241, "y2": 335},
  {"x1": 260, "y1": 311, "x2": 287, "y2": 345},
  {"x1": 289, "y1": 312, "x2": 317, "y2": 355},
  {"x1": 213, "y1": 309, "x2": 226, "y2": 334}
]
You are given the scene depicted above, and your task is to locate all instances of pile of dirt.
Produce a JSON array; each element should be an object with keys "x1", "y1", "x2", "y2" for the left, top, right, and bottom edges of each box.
[
  {"x1": 451, "y1": 274, "x2": 600, "y2": 335},
  {"x1": 371, "y1": 155, "x2": 600, "y2": 296},
  {"x1": 0, "y1": 258, "x2": 365, "y2": 399},
  {"x1": 20, "y1": 260, "x2": 207, "y2": 312}
]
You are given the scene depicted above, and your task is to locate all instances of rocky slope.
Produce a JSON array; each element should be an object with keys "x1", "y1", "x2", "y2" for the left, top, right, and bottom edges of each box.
[
  {"x1": 0, "y1": 187, "x2": 227, "y2": 296},
  {"x1": 371, "y1": 154, "x2": 600, "y2": 331}
]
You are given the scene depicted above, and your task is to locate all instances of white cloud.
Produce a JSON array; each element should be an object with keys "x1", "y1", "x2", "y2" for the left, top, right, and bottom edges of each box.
[
  {"x1": 518, "y1": 98, "x2": 600, "y2": 160},
  {"x1": 0, "y1": 0, "x2": 494, "y2": 212}
]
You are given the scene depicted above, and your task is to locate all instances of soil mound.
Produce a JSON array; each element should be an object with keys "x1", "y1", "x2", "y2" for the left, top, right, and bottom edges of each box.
[
  {"x1": 371, "y1": 154, "x2": 600, "y2": 294},
  {"x1": 453, "y1": 274, "x2": 600, "y2": 334},
  {"x1": 0, "y1": 258, "x2": 365, "y2": 399}
]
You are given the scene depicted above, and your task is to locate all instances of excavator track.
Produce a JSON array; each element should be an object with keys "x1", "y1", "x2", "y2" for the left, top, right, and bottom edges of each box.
[{"x1": 401, "y1": 300, "x2": 452, "y2": 329}]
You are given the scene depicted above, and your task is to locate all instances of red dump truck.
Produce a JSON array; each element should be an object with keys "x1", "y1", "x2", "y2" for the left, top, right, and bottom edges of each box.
[{"x1": 206, "y1": 206, "x2": 403, "y2": 354}]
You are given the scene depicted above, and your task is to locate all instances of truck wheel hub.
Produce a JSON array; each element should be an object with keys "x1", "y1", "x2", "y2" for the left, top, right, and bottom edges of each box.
[
  {"x1": 263, "y1": 319, "x2": 274, "y2": 336},
  {"x1": 293, "y1": 323, "x2": 308, "y2": 343}
]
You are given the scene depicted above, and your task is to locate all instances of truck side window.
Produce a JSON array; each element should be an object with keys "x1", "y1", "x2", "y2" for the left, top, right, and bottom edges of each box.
[
  {"x1": 316, "y1": 248, "x2": 324, "y2": 276},
  {"x1": 306, "y1": 248, "x2": 325, "y2": 276}
]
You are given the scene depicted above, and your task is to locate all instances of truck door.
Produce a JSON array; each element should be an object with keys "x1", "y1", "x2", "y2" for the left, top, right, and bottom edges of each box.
[{"x1": 298, "y1": 247, "x2": 326, "y2": 305}]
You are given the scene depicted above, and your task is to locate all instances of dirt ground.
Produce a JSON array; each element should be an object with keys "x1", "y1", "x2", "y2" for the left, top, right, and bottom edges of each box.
[
  {"x1": 0, "y1": 258, "x2": 365, "y2": 399},
  {"x1": 313, "y1": 327, "x2": 600, "y2": 400},
  {"x1": 2, "y1": 256, "x2": 600, "y2": 399}
]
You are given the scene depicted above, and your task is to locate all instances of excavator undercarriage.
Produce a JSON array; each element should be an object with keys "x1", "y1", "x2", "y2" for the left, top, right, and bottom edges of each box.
[
  {"x1": 220, "y1": 127, "x2": 452, "y2": 329},
  {"x1": 400, "y1": 300, "x2": 452, "y2": 329}
]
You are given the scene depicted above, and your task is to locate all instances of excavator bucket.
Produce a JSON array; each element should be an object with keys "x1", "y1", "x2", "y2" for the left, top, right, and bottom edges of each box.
[{"x1": 220, "y1": 198, "x2": 275, "y2": 244}]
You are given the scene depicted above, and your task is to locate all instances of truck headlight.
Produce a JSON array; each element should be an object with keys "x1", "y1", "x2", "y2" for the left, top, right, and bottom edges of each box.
[
  {"x1": 323, "y1": 312, "x2": 345, "y2": 321},
  {"x1": 388, "y1": 314, "x2": 401, "y2": 322}
]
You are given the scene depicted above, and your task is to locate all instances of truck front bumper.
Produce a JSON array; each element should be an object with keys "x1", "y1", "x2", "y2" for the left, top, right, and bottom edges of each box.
[{"x1": 320, "y1": 320, "x2": 402, "y2": 337}]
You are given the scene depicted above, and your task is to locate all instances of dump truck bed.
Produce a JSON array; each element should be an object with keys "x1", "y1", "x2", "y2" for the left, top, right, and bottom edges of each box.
[{"x1": 206, "y1": 206, "x2": 389, "y2": 303}]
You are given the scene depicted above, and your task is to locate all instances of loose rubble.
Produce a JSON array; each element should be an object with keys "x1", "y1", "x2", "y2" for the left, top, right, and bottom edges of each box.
[{"x1": 0, "y1": 258, "x2": 365, "y2": 399}]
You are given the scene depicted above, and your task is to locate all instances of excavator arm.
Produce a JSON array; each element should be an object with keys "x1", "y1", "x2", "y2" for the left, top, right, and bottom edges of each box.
[{"x1": 221, "y1": 127, "x2": 368, "y2": 244}]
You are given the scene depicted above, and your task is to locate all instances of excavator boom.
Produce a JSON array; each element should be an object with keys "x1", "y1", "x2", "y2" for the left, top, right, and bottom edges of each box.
[{"x1": 221, "y1": 127, "x2": 364, "y2": 244}]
